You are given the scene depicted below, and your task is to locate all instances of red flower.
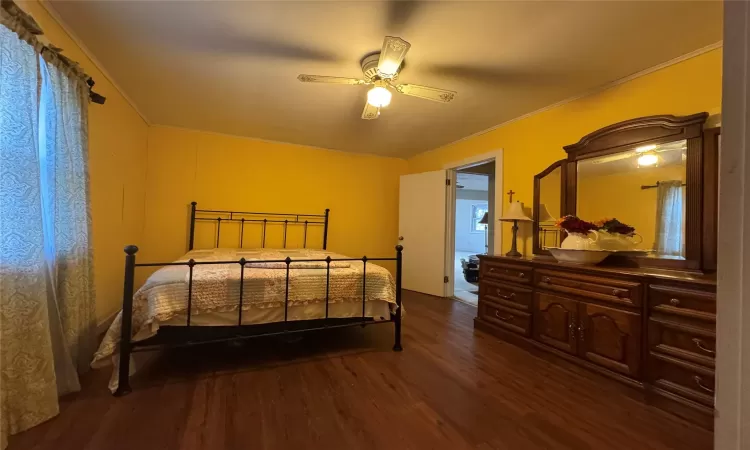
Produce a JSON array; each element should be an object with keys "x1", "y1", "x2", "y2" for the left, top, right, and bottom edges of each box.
[
  {"x1": 597, "y1": 218, "x2": 636, "y2": 236},
  {"x1": 555, "y1": 215, "x2": 598, "y2": 235}
]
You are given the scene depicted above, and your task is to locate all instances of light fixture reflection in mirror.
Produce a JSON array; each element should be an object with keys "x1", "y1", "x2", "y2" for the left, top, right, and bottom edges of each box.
[{"x1": 637, "y1": 153, "x2": 659, "y2": 167}]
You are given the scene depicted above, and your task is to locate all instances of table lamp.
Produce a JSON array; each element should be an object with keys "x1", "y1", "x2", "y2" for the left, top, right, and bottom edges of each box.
[
  {"x1": 500, "y1": 201, "x2": 533, "y2": 257},
  {"x1": 536, "y1": 204, "x2": 558, "y2": 249},
  {"x1": 537, "y1": 204, "x2": 556, "y2": 223},
  {"x1": 479, "y1": 212, "x2": 489, "y2": 254}
]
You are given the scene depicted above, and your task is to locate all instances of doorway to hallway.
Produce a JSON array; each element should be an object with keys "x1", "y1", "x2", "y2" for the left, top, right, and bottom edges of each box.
[{"x1": 452, "y1": 167, "x2": 493, "y2": 306}]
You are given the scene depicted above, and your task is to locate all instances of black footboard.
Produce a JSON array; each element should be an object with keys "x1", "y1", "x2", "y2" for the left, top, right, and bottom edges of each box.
[{"x1": 113, "y1": 244, "x2": 403, "y2": 396}]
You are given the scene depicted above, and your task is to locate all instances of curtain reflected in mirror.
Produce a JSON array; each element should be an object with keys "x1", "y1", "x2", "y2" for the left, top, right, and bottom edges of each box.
[
  {"x1": 576, "y1": 139, "x2": 687, "y2": 259},
  {"x1": 654, "y1": 181, "x2": 685, "y2": 257}
]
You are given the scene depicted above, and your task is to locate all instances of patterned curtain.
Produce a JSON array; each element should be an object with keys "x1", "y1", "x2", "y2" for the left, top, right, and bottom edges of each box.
[
  {"x1": 0, "y1": 17, "x2": 96, "y2": 449},
  {"x1": 0, "y1": 25, "x2": 59, "y2": 449},
  {"x1": 654, "y1": 180, "x2": 685, "y2": 257},
  {"x1": 40, "y1": 55, "x2": 96, "y2": 386}
]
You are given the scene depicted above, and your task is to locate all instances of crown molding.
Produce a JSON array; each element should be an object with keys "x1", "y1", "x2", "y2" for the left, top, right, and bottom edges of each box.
[
  {"x1": 39, "y1": 0, "x2": 151, "y2": 125},
  {"x1": 420, "y1": 41, "x2": 724, "y2": 158}
]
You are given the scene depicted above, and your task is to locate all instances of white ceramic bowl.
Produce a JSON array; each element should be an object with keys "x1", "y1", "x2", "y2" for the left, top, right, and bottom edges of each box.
[{"x1": 548, "y1": 248, "x2": 611, "y2": 265}]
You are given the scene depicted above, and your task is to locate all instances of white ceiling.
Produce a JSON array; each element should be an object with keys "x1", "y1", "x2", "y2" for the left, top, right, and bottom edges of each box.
[
  {"x1": 457, "y1": 172, "x2": 488, "y2": 191},
  {"x1": 47, "y1": 1, "x2": 723, "y2": 158}
]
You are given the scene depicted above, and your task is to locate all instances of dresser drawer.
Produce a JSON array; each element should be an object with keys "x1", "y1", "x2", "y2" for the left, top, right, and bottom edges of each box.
[
  {"x1": 481, "y1": 260, "x2": 531, "y2": 285},
  {"x1": 649, "y1": 285, "x2": 716, "y2": 322},
  {"x1": 535, "y1": 269, "x2": 641, "y2": 307},
  {"x1": 650, "y1": 352, "x2": 715, "y2": 407},
  {"x1": 479, "y1": 278, "x2": 532, "y2": 311},
  {"x1": 478, "y1": 301, "x2": 531, "y2": 337},
  {"x1": 649, "y1": 318, "x2": 715, "y2": 368}
]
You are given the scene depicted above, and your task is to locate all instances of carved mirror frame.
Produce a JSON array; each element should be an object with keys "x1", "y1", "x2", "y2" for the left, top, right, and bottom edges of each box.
[
  {"x1": 532, "y1": 159, "x2": 567, "y2": 256},
  {"x1": 532, "y1": 113, "x2": 718, "y2": 272}
]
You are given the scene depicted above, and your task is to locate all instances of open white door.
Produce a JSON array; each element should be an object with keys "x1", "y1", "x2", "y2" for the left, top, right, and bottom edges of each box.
[{"x1": 399, "y1": 170, "x2": 447, "y2": 297}]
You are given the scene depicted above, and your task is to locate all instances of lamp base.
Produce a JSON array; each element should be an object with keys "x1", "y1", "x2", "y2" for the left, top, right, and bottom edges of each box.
[{"x1": 506, "y1": 219, "x2": 523, "y2": 258}]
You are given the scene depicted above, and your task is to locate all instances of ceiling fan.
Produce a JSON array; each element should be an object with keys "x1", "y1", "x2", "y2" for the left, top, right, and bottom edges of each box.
[{"x1": 297, "y1": 36, "x2": 457, "y2": 120}]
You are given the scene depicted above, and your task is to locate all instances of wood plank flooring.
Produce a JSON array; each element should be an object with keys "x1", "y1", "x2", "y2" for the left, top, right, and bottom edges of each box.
[{"x1": 10, "y1": 291, "x2": 712, "y2": 450}]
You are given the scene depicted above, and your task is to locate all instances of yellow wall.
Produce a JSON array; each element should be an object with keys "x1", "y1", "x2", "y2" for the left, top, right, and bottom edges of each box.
[
  {"x1": 577, "y1": 165, "x2": 686, "y2": 250},
  {"x1": 407, "y1": 48, "x2": 722, "y2": 254},
  {"x1": 22, "y1": 1, "x2": 150, "y2": 322},
  {"x1": 141, "y1": 127, "x2": 407, "y2": 274},
  {"x1": 17, "y1": 0, "x2": 725, "y2": 314}
]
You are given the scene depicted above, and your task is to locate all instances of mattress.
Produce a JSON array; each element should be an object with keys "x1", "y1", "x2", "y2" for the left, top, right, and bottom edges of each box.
[{"x1": 92, "y1": 247, "x2": 397, "y2": 382}]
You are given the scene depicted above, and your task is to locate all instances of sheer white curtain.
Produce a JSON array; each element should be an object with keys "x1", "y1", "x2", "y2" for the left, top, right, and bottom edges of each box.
[
  {"x1": 654, "y1": 180, "x2": 685, "y2": 257},
  {"x1": 0, "y1": 18, "x2": 96, "y2": 449}
]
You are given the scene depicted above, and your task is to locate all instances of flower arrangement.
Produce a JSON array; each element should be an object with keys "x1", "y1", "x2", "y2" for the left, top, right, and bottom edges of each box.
[
  {"x1": 596, "y1": 218, "x2": 636, "y2": 236},
  {"x1": 554, "y1": 215, "x2": 599, "y2": 235}
]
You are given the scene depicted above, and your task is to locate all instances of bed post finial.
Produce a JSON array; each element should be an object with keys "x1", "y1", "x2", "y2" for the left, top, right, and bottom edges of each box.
[
  {"x1": 323, "y1": 208, "x2": 330, "y2": 250},
  {"x1": 189, "y1": 202, "x2": 197, "y2": 251}
]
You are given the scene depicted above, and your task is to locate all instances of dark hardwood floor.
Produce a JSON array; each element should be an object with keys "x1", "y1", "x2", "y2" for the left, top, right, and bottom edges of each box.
[{"x1": 10, "y1": 291, "x2": 712, "y2": 450}]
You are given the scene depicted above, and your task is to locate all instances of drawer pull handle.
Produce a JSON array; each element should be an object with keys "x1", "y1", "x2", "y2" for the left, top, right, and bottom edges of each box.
[
  {"x1": 692, "y1": 338, "x2": 715, "y2": 355},
  {"x1": 489, "y1": 267, "x2": 496, "y2": 272},
  {"x1": 542, "y1": 276, "x2": 552, "y2": 283},
  {"x1": 494, "y1": 310, "x2": 514, "y2": 321},
  {"x1": 578, "y1": 323, "x2": 585, "y2": 342},
  {"x1": 518, "y1": 272, "x2": 526, "y2": 278},
  {"x1": 496, "y1": 289, "x2": 516, "y2": 300},
  {"x1": 669, "y1": 298, "x2": 681, "y2": 306},
  {"x1": 568, "y1": 314, "x2": 576, "y2": 340},
  {"x1": 694, "y1": 375, "x2": 715, "y2": 394}
]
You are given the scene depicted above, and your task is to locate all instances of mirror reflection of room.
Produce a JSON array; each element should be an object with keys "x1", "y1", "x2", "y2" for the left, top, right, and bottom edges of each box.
[
  {"x1": 576, "y1": 139, "x2": 687, "y2": 259},
  {"x1": 537, "y1": 165, "x2": 562, "y2": 249}
]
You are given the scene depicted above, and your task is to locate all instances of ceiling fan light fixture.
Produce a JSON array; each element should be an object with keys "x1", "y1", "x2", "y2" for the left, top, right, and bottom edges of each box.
[
  {"x1": 367, "y1": 85, "x2": 392, "y2": 107},
  {"x1": 637, "y1": 153, "x2": 659, "y2": 167}
]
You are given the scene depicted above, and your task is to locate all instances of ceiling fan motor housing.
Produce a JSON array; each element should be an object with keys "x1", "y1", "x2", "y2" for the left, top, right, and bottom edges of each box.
[{"x1": 361, "y1": 53, "x2": 395, "y2": 82}]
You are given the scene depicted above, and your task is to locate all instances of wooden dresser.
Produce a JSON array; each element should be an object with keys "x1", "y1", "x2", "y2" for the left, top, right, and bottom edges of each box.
[{"x1": 475, "y1": 255, "x2": 716, "y2": 427}]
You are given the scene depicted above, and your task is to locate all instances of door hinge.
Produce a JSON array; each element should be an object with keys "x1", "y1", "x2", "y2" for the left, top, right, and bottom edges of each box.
[
  {"x1": 446, "y1": 178, "x2": 451, "y2": 186},
  {"x1": 444, "y1": 276, "x2": 449, "y2": 283}
]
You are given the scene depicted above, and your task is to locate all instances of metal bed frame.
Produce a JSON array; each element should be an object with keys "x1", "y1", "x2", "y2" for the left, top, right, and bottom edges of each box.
[{"x1": 115, "y1": 202, "x2": 403, "y2": 396}]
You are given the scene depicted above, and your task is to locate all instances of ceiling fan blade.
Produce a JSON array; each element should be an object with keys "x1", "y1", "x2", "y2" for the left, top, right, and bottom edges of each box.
[
  {"x1": 395, "y1": 84, "x2": 456, "y2": 103},
  {"x1": 362, "y1": 102, "x2": 380, "y2": 120},
  {"x1": 423, "y1": 64, "x2": 564, "y2": 86},
  {"x1": 298, "y1": 75, "x2": 366, "y2": 85},
  {"x1": 377, "y1": 36, "x2": 411, "y2": 79},
  {"x1": 591, "y1": 152, "x2": 634, "y2": 164},
  {"x1": 385, "y1": 0, "x2": 420, "y2": 33}
]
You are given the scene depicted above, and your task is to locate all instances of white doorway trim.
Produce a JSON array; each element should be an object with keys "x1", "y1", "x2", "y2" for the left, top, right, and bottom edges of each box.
[
  {"x1": 443, "y1": 150, "x2": 504, "y2": 298},
  {"x1": 715, "y1": 2, "x2": 749, "y2": 448}
]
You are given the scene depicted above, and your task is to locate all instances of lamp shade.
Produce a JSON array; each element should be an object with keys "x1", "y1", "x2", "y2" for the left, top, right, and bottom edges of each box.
[
  {"x1": 536, "y1": 204, "x2": 556, "y2": 223},
  {"x1": 479, "y1": 212, "x2": 489, "y2": 225},
  {"x1": 499, "y1": 202, "x2": 532, "y2": 222}
]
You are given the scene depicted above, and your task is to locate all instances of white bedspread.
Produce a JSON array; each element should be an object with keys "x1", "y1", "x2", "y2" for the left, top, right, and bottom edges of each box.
[{"x1": 92, "y1": 248, "x2": 397, "y2": 370}]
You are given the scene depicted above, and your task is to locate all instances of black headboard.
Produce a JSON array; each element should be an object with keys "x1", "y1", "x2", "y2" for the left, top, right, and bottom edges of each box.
[{"x1": 188, "y1": 202, "x2": 329, "y2": 250}]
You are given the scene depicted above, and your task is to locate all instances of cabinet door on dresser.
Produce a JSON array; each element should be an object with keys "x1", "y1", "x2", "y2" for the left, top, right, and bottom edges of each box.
[
  {"x1": 533, "y1": 293, "x2": 578, "y2": 355},
  {"x1": 578, "y1": 303, "x2": 641, "y2": 378}
]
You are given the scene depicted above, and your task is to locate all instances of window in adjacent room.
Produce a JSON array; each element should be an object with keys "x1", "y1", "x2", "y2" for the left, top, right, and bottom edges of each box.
[{"x1": 471, "y1": 203, "x2": 488, "y2": 233}]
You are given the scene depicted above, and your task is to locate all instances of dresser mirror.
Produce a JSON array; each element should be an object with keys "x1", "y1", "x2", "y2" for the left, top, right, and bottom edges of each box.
[
  {"x1": 533, "y1": 160, "x2": 566, "y2": 254},
  {"x1": 532, "y1": 113, "x2": 718, "y2": 271},
  {"x1": 577, "y1": 139, "x2": 687, "y2": 260}
]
